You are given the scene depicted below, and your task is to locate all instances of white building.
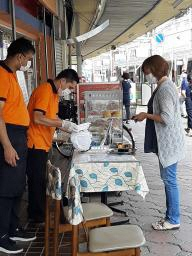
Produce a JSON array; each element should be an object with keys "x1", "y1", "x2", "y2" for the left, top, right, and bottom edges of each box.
[{"x1": 83, "y1": 8, "x2": 192, "y2": 85}]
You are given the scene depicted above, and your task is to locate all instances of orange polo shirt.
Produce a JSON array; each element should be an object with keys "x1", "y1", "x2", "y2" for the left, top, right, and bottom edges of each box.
[
  {"x1": 27, "y1": 80, "x2": 59, "y2": 151},
  {"x1": 0, "y1": 62, "x2": 29, "y2": 126}
]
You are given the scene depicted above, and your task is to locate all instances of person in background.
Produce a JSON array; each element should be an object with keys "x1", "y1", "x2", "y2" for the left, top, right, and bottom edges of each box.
[
  {"x1": 27, "y1": 69, "x2": 79, "y2": 223},
  {"x1": 185, "y1": 74, "x2": 192, "y2": 135},
  {"x1": 133, "y1": 55, "x2": 185, "y2": 231},
  {"x1": 179, "y1": 70, "x2": 188, "y2": 118},
  {"x1": 122, "y1": 72, "x2": 132, "y2": 121},
  {"x1": 0, "y1": 38, "x2": 36, "y2": 254}
]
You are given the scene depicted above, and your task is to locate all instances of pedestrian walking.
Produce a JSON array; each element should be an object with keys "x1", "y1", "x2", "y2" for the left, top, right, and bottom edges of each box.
[
  {"x1": 185, "y1": 74, "x2": 192, "y2": 135},
  {"x1": 179, "y1": 70, "x2": 188, "y2": 118},
  {"x1": 122, "y1": 72, "x2": 132, "y2": 121},
  {"x1": 133, "y1": 55, "x2": 185, "y2": 230}
]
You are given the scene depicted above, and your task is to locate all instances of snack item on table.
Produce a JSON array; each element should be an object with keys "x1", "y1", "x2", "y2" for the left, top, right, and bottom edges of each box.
[
  {"x1": 102, "y1": 111, "x2": 111, "y2": 118},
  {"x1": 117, "y1": 143, "x2": 124, "y2": 149},
  {"x1": 111, "y1": 111, "x2": 121, "y2": 117}
]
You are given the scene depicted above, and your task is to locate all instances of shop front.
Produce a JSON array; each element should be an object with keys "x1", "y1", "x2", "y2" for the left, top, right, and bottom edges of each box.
[{"x1": 0, "y1": 0, "x2": 61, "y2": 100}]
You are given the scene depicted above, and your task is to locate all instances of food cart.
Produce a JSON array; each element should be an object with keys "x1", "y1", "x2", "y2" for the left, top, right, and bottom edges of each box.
[{"x1": 53, "y1": 82, "x2": 148, "y2": 225}]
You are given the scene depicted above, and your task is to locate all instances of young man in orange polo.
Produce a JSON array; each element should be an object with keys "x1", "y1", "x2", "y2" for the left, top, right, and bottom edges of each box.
[
  {"x1": 27, "y1": 69, "x2": 79, "y2": 223},
  {"x1": 0, "y1": 38, "x2": 36, "y2": 254}
]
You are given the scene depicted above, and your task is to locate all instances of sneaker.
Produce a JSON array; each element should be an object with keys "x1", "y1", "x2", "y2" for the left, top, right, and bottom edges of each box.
[
  {"x1": 152, "y1": 219, "x2": 180, "y2": 231},
  {"x1": 0, "y1": 235, "x2": 23, "y2": 254},
  {"x1": 9, "y1": 228, "x2": 36, "y2": 242}
]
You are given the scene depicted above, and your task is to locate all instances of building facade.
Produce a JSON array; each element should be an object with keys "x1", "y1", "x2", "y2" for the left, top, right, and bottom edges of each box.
[
  {"x1": 0, "y1": 0, "x2": 67, "y2": 102},
  {"x1": 83, "y1": 8, "x2": 192, "y2": 86}
]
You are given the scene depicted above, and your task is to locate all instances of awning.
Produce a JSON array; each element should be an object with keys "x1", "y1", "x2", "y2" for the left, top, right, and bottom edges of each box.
[{"x1": 72, "y1": 0, "x2": 192, "y2": 59}]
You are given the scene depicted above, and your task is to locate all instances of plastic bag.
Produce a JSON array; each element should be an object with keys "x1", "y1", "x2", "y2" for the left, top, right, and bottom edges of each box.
[{"x1": 71, "y1": 130, "x2": 92, "y2": 151}]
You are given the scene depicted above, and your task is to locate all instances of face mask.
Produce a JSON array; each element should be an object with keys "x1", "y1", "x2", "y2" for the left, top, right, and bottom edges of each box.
[
  {"x1": 62, "y1": 88, "x2": 71, "y2": 96},
  {"x1": 62, "y1": 88, "x2": 72, "y2": 100},
  {"x1": 145, "y1": 73, "x2": 157, "y2": 84},
  {"x1": 20, "y1": 61, "x2": 31, "y2": 72}
]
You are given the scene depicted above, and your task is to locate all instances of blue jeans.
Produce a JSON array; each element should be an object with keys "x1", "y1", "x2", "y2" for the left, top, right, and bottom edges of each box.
[{"x1": 159, "y1": 162, "x2": 180, "y2": 224}]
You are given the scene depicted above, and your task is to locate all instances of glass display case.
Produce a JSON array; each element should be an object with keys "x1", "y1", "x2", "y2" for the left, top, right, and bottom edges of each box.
[{"x1": 84, "y1": 90, "x2": 123, "y2": 146}]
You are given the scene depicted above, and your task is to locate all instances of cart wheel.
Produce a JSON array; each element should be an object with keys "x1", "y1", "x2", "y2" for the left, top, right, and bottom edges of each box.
[
  {"x1": 55, "y1": 142, "x2": 73, "y2": 157},
  {"x1": 123, "y1": 124, "x2": 136, "y2": 154}
]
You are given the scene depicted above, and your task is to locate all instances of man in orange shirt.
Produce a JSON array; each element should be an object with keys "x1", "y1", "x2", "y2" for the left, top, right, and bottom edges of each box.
[
  {"x1": 0, "y1": 38, "x2": 36, "y2": 254},
  {"x1": 27, "y1": 69, "x2": 79, "y2": 223}
]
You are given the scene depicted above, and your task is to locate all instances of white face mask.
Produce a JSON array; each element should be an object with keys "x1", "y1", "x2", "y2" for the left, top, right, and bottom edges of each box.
[
  {"x1": 62, "y1": 88, "x2": 72, "y2": 100},
  {"x1": 145, "y1": 73, "x2": 157, "y2": 84},
  {"x1": 58, "y1": 87, "x2": 71, "y2": 98},
  {"x1": 62, "y1": 88, "x2": 71, "y2": 96},
  {"x1": 20, "y1": 61, "x2": 31, "y2": 72}
]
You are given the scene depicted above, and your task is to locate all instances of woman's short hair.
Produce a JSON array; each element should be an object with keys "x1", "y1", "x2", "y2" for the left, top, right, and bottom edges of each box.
[{"x1": 142, "y1": 55, "x2": 169, "y2": 78}]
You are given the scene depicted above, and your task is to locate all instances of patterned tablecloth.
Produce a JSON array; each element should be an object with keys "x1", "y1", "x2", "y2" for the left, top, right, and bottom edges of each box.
[{"x1": 66, "y1": 150, "x2": 149, "y2": 225}]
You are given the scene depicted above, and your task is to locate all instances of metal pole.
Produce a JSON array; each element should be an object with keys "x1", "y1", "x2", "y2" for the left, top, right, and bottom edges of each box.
[
  {"x1": 32, "y1": 41, "x2": 38, "y2": 88},
  {"x1": 43, "y1": 7, "x2": 49, "y2": 79},
  {"x1": 63, "y1": 1, "x2": 68, "y2": 69},
  {"x1": 75, "y1": 14, "x2": 82, "y2": 76},
  {"x1": 9, "y1": 0, "x2": 16, "y2": 40},
  {"x1": 68, "y1": 44, "x2": 72, "y2": 68},
  {"x1": 52, "y1": 14, "x2": 57, "y2": 76}
]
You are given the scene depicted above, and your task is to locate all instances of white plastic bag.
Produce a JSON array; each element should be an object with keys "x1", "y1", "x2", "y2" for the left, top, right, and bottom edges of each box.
[
  {"x1": 71, "y1": 130, "x2": 92, "y2": 151},
  {"x1": 76, "y1": 122, "x2": 91, "y2": 132}
]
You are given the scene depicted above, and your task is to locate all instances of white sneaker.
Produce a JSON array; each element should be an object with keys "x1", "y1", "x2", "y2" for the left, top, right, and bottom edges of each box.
[{"x1": 152, "y1": 219, "x2": 180, "y2": 231}]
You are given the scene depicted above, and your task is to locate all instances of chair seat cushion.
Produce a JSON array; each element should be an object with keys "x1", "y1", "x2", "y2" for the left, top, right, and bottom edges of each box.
[
  {"x1": 82, "y1": 203, "x2": 113, "y2": 221},
  {"x1": 89, "y1": 224, "x2": 145, "y2": 253}
]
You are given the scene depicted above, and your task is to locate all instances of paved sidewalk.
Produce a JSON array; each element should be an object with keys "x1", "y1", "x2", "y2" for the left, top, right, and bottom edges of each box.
[
  {"x1": 112, "y1": 114, "x2": 192, "y2": 256},
  {"x1": 0, "y1": 111, "x2": 191, "y2": 255}
]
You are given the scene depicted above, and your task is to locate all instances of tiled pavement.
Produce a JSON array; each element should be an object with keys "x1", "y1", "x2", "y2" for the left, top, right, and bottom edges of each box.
[
  {"x1": 1, "y1": 107, "x2": 192, "y2": 255},
  {"x1": 121, "y1": 115, "x2": 192, "y2": 256}
]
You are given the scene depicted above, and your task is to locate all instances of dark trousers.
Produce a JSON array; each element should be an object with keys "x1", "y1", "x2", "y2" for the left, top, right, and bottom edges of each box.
[
  {"x1": 0, "y1": 197, "x2": 21, "y2": 237},
  {"x1": 124, "y1": 102, "x2": 131, "y2": 120},
  {"x1": 185, "y1": 98, "x2": 192, "y2": 129},
  {"x1": 27, "y1": 148, "x2": 48, "y2": 221},
  {"x1": 0, "y1": 124, "x2": 27, "y2": 237}
]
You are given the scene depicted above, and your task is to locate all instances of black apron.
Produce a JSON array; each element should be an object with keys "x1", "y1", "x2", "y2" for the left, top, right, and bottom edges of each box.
[{"x1": 0, "y1": 124, "x2": 27, "y2": 197}]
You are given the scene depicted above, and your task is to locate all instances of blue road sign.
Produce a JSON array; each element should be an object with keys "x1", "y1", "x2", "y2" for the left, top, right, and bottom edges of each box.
[{"x1": 155, "y1": 33, "x2": 164, "y2": 43}]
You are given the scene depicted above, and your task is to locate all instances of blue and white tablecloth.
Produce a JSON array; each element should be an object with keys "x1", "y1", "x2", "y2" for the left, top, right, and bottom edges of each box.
[{"x1": 66, "y1": 150, "x2": 149, "y2": 225}]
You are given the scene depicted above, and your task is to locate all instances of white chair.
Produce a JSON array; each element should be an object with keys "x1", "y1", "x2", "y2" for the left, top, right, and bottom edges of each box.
[{"x1": 72, "y1": 223, "x2": 145, "y2": 256}]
